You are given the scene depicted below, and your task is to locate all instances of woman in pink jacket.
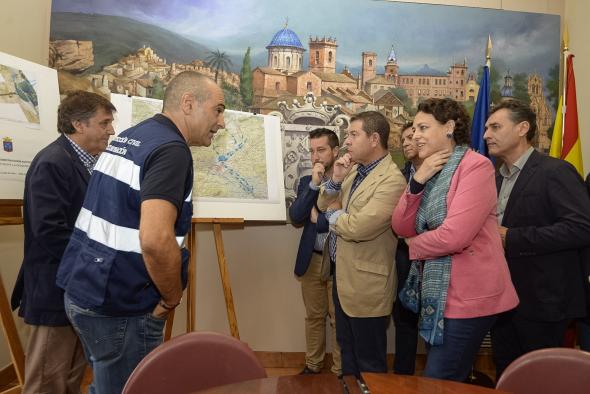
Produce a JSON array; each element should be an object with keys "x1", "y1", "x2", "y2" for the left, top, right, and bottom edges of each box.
[{"x1": 392, "y1": 98, "x2": 518, "y2": 381}]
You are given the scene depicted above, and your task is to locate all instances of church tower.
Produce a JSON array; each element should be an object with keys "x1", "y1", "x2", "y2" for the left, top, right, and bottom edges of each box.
[
  {"x1": 309, "y1": 36, "x2": 338, "y2": 74},
  {"x1": 500, "y1": 70, "x2": 513, "y2": 99},
  {"x1": 361, "y1": 52, "x2": 377, "y2": 91},
  {"x1": 384, "y1": 45, "x2": 399, "y2": 84}
]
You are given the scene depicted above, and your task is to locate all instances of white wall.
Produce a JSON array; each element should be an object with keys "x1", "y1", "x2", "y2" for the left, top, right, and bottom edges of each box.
[
  {"x1": 3, "y1": 0, "x2": 585, "y2": 369},
  {"x1": 0, "y1": 0, "x2": 51, "y2": 369}
]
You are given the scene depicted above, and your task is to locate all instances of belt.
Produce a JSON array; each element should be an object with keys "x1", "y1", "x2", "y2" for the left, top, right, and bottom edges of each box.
[{"x1": 313, "y1": 250, "x2": 323, "y2": 255}]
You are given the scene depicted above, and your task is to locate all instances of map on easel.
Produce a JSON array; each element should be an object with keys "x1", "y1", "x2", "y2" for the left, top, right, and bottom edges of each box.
[
  {"x1": 0, "y1": 51, "x2": 60, "y2": 199},
  {"x1": 192, "y1": 111, "x2": 269, "y2": 200},
  {"x1": 110, "y1": 94, "x2": 286, "y2": 220}
]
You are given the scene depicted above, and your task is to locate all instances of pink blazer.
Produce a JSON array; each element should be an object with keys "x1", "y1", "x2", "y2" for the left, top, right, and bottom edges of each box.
[{"x1": 392, "y1": 150, "x2": 519, "y2": 318}]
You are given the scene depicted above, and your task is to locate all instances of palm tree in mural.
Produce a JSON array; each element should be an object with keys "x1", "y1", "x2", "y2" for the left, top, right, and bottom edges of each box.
[{"x1": 205, "y1": 49, "x2": 233, "y2": 83}]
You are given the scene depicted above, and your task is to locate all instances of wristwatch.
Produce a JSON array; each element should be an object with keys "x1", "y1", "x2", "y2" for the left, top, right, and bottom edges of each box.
[{"x1": 159, "y1": 299, "x2": 180, "y2": 311}]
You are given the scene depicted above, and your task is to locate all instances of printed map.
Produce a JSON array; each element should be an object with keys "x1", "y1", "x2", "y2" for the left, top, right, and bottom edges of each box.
[
  {"x1": 126, "y1": 97, "x2": 269, "y2": 200},
  {"x1": 131, "y1": 97, "x2": 162, "y2": 126},
  {"x1": 192, "y1": 110, "x2": 268, "y2": 200}
]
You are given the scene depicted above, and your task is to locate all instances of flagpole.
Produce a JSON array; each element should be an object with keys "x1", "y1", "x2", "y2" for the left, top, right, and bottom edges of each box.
[
  {"x1": 470, "y1": 35, "x2": 493, "y2": 158},
  {"x1": 560, "y1": 24, "x2": 569, "y2": 156},
  {"x1": 485, "y1": 34, "x2": 492, "y2": 69}
]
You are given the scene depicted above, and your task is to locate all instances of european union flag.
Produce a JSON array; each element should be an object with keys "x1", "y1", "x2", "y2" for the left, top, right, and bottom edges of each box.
[{"x1": 470, "y1": 64, "x2": 490, "y2": 158}]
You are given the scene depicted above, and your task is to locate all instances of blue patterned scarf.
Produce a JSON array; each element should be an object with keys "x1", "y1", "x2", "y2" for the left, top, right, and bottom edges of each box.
[{"x1": 399, "y1": 145, "x2": 468, "y2": 345}]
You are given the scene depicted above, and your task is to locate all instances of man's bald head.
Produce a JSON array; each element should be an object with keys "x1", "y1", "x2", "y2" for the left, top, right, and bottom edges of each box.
[
  {"x1": 162, "y1": 71, "x2": 216, "y2": 112},
  {"x1": 161, "y1": 71, "x2": 225, "y2": 147}
]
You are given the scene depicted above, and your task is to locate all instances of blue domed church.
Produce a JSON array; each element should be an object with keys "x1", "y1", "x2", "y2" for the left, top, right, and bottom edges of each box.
[{"x1": 266, "y1": 24, "x2": 305, "y2": 74}]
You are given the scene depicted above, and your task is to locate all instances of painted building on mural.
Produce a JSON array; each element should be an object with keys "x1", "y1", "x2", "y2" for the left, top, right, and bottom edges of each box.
[
  {"x1": 466, "y1": 72, "x2": 480, "y2": 101},
  {"x1": 253, "y1": 24, "x2": 481, "y2": 151},
  {"x1": 499, "y1": 70, "x2": 552, "y2": 152},
  {"x1": 252, "y1": 24, "x2": 409, "y2": 141},
  {"x1": 252, "y1": 26, "x2": 364, "y2": 114},
  {"x1": 366, "y1": 48, "x2": 470, "y2": 104},
  {"x1": 99, "y1": 46, "x2": 239, "y2": 97},
  {"x1": 528, "y1": 73, "x2": 552, "y2": 151},
  {"x1": 52, "y1": 42, "x2": 240, "y2": 98},
  {"x1": 252, "y1": 25, "x2": 478, "y2": 118}
]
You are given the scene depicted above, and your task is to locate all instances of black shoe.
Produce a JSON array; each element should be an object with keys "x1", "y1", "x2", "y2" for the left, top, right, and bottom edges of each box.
[{"x1": 299, "y1": 366, "x2": 321, "y2": 375}]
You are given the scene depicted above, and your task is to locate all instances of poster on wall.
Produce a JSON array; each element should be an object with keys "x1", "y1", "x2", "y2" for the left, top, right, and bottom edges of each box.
[
  {"x1": 0, "y1": 51, "x2": 60, "y2": 199},
  {"x1": 110, "y1": 93, "x2": 286, "y2": 220}
]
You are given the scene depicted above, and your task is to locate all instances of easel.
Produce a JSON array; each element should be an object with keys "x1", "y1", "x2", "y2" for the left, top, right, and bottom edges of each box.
[
  {"x1": 0, "y1": 200, "x2": 25, "y2": 394},
  {"x1": 185, "y1": 218, "x2": 244, "y2": 339}
]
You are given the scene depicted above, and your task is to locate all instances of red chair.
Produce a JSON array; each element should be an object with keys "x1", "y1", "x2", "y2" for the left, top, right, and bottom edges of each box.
[
  {"x1": 123, "y1": 331, "x2": 267, "y2": 394},
  {"x1": 496, "y1": 347, "x2": 590, "y2": 394}
]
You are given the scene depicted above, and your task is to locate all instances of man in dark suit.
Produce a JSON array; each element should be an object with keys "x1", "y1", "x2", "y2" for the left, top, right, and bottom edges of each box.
[
  {"x1": 484, "y1": 99, "x2": 590, "y2": 378},
  {"x1": 578, "y1": 175, "x2": 590, "y2": 351},
  {"x1": 392, "y1": 121, "x2": 421, "y2": 375},
  {"x1": 289, "y1": 128, "x2": 341, "y2": 375},
  {"x1": 11, "y1": 91, "x2": 116, "y2": 393}
]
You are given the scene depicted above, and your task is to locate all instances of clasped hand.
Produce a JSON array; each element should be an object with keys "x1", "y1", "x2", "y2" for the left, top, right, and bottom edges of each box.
[
  {"x1": 413, "y1": 150, "x2": 451, "y2": 184},
  {"x1": 332, "y1": 153, "x2": 354, "y2": 183},
  {"x1": 311, "y1": 162, "x2": 325, "y2": 186}
]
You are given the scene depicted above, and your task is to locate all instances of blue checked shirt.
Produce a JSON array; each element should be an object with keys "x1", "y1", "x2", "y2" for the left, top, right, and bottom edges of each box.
[
  {"x1": 65, "y1": 135, "x2": 98, "y2": 174},
  {"x1": 325, "y1": 156, "x2": 387, "y2": 263}
]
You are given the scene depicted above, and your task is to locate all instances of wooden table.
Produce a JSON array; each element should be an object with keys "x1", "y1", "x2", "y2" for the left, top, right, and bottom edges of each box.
[
  {"x1": 193, "y1": 373, "x2": 353, "y2": 393},
  {"x1": 362, "y1": 373, "x2": 508, "y2": 394},
  {"x1": 193, "y1": 373, "x2": 507, "y2": 394}
]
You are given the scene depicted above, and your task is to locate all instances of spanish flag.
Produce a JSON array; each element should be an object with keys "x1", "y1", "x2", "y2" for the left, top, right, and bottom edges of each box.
[{"x1": 549, "y1": 54, "x2": 583, "y2": 176}]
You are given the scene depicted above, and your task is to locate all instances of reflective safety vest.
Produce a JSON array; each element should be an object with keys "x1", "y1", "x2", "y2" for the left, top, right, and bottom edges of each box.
[{"x1": 57, "y1": 116, "x2": 193, "y2": 316}]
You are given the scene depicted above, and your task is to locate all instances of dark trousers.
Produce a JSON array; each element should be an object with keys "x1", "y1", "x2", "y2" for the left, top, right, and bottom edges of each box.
[
  {"x1": 392, "y1": 242, "x2": 419, "y2": 375},
  {"x1": 424, "y1": 315, "x2": 496, "y2": 381},
  {"x1": 332, "y1": 274, "x2": 388, "y2": 378},
  {"x1": 578, "y1": 318, "x2": 590, "y2": 351},
  {"x1": 491, "y1": 310, "x2": 570, "y2": 379}
]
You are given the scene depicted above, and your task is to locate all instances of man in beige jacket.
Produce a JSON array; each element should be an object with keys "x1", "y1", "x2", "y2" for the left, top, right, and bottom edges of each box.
[{"x1": 318, "y1": 111, "x2": 406, "y2": 377}]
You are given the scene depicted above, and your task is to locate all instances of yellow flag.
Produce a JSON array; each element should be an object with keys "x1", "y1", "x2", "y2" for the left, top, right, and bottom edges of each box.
[
  {"x1": 549, "y1": 96, "x2": 563, "y2": 159},
  {"x1": 564, "y1": 138, "x2": 584, "y2": 176},
  {"x1": 560, "y1": 54, "x2": 584, "y2": 176}
]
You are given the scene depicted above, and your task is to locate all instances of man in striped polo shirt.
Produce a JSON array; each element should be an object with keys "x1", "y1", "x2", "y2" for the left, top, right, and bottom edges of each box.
[{"x1": 57, "y1": 72, "x2": 225, "y2": 393}]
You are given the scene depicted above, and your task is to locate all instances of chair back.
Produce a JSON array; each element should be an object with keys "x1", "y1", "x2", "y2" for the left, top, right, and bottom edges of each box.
[
  {"x1": 123, "y1": 331, "x2": 267, "y2": 394},
  {"x1": 496, "y1": 347, "x2": 590, "y2": 394}
]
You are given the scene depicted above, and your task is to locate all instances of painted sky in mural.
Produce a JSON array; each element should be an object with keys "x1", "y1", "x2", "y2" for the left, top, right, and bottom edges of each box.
[{"x1": 52, "y1": 0, "x2": 559, "y2": 79}]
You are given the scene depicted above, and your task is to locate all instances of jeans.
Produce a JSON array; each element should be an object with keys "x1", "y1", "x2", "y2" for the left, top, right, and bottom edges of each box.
[
  {"x1": 424, "y1": 315, "x2": 497, "y2": 382},
  {"x1": 64, "y1": 295, "x2": 166, "y2": 394}
]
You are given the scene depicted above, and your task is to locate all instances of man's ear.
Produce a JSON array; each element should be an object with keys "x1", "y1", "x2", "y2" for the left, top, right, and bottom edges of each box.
[
  {"x1": 332, "y1": 146, "x2": 339, "y2": 159},
  {"x1": 72, "y1": 120, "x2": 83, "y2": 134},
  {"x1": 179, "y1": 93, "x2": 193, "y2": 115},
  {"x1": 372, "y1": 132, "x2": 381, "y2": 147},
  {"x1": 517, "y1": 121, "x2": 530, "y2": 138}
]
